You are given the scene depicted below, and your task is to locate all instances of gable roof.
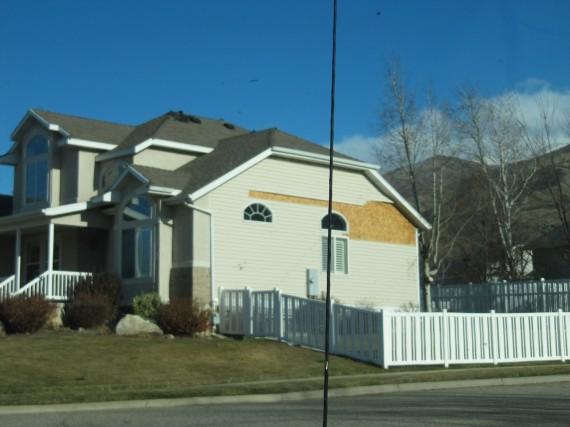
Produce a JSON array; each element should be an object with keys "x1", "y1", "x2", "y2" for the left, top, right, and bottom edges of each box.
[
  {"x1": 116, "y1": 111, "x2": 249, "y2": 150},
  {"x1": 2, "y1": 109, "x2": 430, "y2": 230},
  {"x1": 172, "y1": 128, "x2": 355, "y2": 197},
  {"x1": 12, "y1": 109, "x2": 134, "y2": 144}
]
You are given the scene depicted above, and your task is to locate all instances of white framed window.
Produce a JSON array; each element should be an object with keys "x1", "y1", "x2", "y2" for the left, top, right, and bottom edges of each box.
[
  {"x1": 321, "y1": 212, "x2": 349, "y2": 274},
  {"x1": 321, "y1": 212, "x2": 347, "y2": 231},
  {"x1": 120, "y1": 196, "x2": 154, "y2": 279},
  {"x1": 321, "y1": 236, "x2": 348, "y2": 274},
  {"x1": 244, "y1": 203, "x2": 272, "y2": 222},
  {"x1": 25, "y1": 135, "x2": 49, "y2": 205}
]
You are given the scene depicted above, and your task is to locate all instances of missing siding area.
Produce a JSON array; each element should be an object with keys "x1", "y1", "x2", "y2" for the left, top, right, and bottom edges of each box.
[{"x1": 249, "y1": 190, "x2": 415, "y2": 245}]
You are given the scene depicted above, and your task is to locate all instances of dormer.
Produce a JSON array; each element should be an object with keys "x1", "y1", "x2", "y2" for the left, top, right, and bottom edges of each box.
[{"x1": 1, "y1": 109, "x2": 132, "y2": 213}]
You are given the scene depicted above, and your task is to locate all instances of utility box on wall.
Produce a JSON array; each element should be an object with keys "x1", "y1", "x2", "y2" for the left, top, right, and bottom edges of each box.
[{"x1": 306, "y1": 268, "x2": 319, "y2": 297}]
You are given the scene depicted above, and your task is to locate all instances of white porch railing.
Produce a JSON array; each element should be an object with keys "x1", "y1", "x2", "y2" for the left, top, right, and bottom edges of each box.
[
  {"x1": 10, "y1": 271, "x2": 91, "y2": 301},
  {"x1": 0, "y1": 275, "x2": 17, "y2": 300},
  {"x1": 219, "y1": 288, "x2": 570, "y2": 369}
]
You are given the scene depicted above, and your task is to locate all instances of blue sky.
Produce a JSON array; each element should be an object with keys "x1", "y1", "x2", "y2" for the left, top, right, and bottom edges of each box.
[{"x1": 1, "y1": 0, "x2": 570, "y2": 195}]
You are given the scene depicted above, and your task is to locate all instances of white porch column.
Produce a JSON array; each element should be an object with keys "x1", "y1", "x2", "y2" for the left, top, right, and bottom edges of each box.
[
  {"x1": 14, "y1": 229, "x2": 21, "y2": 288},
  {"x1": 47, "y1": 223, "x2": 54, "y2": 271},
  {"x1": 47, "y1": 223, "x2": 54, "y2": 296}
]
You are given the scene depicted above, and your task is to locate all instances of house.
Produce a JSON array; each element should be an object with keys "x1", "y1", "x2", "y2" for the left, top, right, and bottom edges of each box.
[{"x1": 0, "y1": 109, "x2": 429, "y2": 308}]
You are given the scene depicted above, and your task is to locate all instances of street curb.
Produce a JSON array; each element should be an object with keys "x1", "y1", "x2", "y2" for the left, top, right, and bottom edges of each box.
[{"x1": 1, "y1": 374, "x2": 569, "y2": 415}]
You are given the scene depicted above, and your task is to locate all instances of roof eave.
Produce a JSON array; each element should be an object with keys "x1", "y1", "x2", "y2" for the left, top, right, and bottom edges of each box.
[
  {"x1": 271, "y1": 146, "x2": 379, "y2": 170},
  {"x1": 95, "y1": 138, "x2": 213, "y2": 162},
  {"x1": 367, "y1": 170, "x2": 431, "y2": 231},
  {"x1": 60, "y1": 138, "x2": 117, "y2": 151},
  {"x1": 0, "y1": 153, "x2": 18, "y2": 165},
  {"x1": 11, "y1": 109, "x2": 70, "y2": 141},
  {"x1": 186, "y1": 148, "x2": 273, "y2": 202}
]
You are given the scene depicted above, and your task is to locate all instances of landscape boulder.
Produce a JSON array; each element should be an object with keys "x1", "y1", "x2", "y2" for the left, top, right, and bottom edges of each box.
[{"x1": 115, "y1": 314, "x2": 163, "y2": 336}]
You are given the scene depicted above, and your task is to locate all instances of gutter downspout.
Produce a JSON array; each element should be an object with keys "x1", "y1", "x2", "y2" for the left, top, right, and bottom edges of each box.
[{"x1": 183, "y1": 201, "x2": 215, "y2": 309}]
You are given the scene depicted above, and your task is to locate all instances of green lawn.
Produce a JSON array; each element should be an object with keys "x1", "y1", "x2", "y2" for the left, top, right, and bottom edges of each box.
[{"x1": 0, "y1": 330, "x2": 568, "y2": 406}]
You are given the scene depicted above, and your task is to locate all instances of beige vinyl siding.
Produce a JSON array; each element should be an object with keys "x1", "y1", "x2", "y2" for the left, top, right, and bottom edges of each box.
[
  {"x1": 134, "y1": 148, "x2": 196, "y2": 170},
  {"x1": 76, "y1": 150, "x2": 98, "y2": 201},
  {"x1": 329, "y1": 240, "x2": 419, "y2": 308},
  {"x1": 248, "y1": 158, "x2": 392, "y2": 206},
  {"x1": 206, "y1": 157, "x2": 419, "y2": 307}
]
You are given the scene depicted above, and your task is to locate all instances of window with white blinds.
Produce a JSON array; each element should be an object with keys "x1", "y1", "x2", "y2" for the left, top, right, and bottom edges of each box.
[{"x1": 321, "y1": 236, "x2": 348, "y2": 274}]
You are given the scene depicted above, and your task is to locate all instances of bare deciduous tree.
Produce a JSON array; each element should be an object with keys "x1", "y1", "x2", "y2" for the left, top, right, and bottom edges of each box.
[
  {"x1": 375, "y1": 57, "x2": 463, "y2": 310},
  {"x1": 519, "y1": 93, "x2": 570, "y2": 247},
  {"x1": 455, "y1": 87, "x2": 537, "y2": 280}
]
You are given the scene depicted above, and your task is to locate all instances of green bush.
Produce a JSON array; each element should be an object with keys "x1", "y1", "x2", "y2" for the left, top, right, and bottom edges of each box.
[
  {"x1": 65, "y1": 272, "x2": 123, "y2": 329},
  {"x1": 0, "y1": 294, "x2": 56, "y2": 334},
  {"x1": 65, "y1": 293, "x2": 115, "y2": 329},
  {"x1": 132, "y1": 292, "x2": 163, "y2": 319},
  {"x1": 156, "y1": 298, "x2": 211, "y2": 336}
]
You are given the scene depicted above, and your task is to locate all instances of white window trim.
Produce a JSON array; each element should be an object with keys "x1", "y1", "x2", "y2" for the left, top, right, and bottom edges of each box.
[
  {"x1": 243, "y1": 202, "x2": 273, "y2": 223},
  {"x1": 118, "y1": 195, "x2": 156, "y2": 281},
  {"x1": 322, "y1": 235, "x2": 349, "y2": 275},
  {"x1": 23, "y1": 134, "x2": 50, "y2": 206}
]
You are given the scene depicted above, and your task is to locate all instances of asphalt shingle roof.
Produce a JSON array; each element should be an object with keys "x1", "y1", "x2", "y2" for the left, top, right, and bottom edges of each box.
[
  {"x1": 26, "y1": 110, "x2": 359, "y2": 198},
  {"x1": 113, "y1": 111, "x2": 250, "y2": 151},
  {"x1": 176, "y1": 128, "x2": 355, "y2": 195},
  {"x1": 32, "y1": 110, "x2": 134, "y2": 145}
]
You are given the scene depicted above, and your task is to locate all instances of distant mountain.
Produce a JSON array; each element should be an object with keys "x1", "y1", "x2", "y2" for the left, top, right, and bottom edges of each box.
[
  {"x1": 381, "y1": 146, "x2": 570, "y2": 282},
  {"x1": 383, "y1": 155, "x2": 479, "y2": 213}
]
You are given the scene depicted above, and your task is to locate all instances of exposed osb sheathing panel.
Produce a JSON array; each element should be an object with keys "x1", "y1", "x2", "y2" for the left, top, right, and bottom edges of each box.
[{"x1": 249, "y1": 191, "x2": 415, "y2": 245}]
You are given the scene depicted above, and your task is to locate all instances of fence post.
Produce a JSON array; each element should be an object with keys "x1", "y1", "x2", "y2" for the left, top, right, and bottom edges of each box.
[
  {"x1": 330, "y1": 299, "x2": 337, "y2": 353},
  {"x1": 274, "y1": 288, "x2": 282, "y2": 340},
  {"x1": 558, "y1": 309, "x2": 566, "y2": 362},
  {"x1": 381, "y1": 309, "x2": 391, "y2": 369},
  {"x1": 490, "y1": 310, "x2": 498, "y2": 365},
  {"x1": 218, "y1": 287, "x2": 225, "y2": 333},
  {"x1": 442, "y1": 309, "x2": 449, "y2": 368},
  {"x1": 244, "y1": 287, "x2": 253, "y2": 337}
]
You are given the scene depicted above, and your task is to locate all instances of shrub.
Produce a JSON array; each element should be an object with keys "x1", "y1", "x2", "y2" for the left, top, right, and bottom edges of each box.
[
  {"x1": 65, "y1": 272, "x2": 123, "y2": 329},
  {"x1": 72, "y1": 272, "x2": 122, "y2": 307},
  {"x1": 155, "y1": 298, "x2": 211, "y2": 336},
  {"x1": 65, "y1": 293, "x2": 115, "y2": 329},
  {"x1": 132, "y1": 292, "x2": 163, "y2": 320},
  {"x1": 0, "y1": 294, "x2": 56, "y2": 334}
]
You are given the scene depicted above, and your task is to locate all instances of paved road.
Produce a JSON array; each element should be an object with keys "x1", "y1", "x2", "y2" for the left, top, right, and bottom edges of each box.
[{"x1": 1, "y1": 382, "x2": 569, "y2": 426}]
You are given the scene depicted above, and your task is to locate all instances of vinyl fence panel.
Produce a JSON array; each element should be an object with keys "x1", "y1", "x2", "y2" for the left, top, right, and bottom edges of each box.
[
  {"x1": 431, "y1": 280, "x2": 570, "y2": 313},
  {"x1": 219, "y1": 288, "x2": 570, "y2": 369}
]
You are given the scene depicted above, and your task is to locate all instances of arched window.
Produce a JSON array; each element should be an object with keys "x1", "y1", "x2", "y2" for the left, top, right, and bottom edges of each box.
[
  {"x1": 321, "y1": 213, "x2": 348, "y2": 274},
  {"x1": 121, "y1": 196, "x2": 154, "y2": 279},
  {"x1": 321, "y1": 213, "x2": 347, "y2": 231},
  {"x1": 244, "y1": 203, "x2": 272, "y2": 223},
  {"x1": 25, "y1": 135, "x2": 49, "y2": 204}
]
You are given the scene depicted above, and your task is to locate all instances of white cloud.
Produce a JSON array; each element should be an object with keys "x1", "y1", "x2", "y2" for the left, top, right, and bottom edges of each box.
[
  {"x1": 497, "y1": 81, "x2": 570, "y2": 148},
  {"x1": 330, "y1": 82, "x2": 570, "y2": 170},
  {"x1": 332, "y1": 134, "x2": 381, "y2": 165}
]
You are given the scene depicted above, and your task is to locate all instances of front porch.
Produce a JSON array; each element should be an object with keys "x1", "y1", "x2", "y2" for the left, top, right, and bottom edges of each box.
[{"x1": 0, "y1": 270, "x2": 90, "y2": 301}]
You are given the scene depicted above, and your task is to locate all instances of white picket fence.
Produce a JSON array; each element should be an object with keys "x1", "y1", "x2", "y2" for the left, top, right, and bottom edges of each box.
[
  {"x1": 219, "y1": 287, "x2": 570, "y2": 369},
  {"x1": 431, "y1": 279, "x2": 570, "y2": 313}
]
